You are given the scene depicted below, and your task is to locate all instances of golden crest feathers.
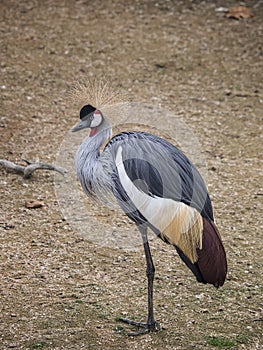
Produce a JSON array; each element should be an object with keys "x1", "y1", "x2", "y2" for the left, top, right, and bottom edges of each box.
[{"x1": 70, "y1": 79, "x2": 128, "y2": 111}]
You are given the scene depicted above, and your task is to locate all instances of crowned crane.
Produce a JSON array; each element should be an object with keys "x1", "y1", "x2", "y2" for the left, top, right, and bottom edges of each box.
[{"x1": 72, "y1": 102, "x2": 227, "y2": 335}]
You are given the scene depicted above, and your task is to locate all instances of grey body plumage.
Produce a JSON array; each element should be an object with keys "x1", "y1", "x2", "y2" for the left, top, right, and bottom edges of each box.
[
  {"x1": 72, "y1": 102, "x2": 227, "y2": 335},
  {"x1": 75, "y1": 129, "x2": 213, "y2": 220}
]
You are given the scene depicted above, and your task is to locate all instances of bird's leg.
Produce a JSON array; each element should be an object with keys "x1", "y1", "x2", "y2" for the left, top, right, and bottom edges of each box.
[
  {"x1": 119, "y1": 225, "x2": 161, "y2": 336},
  {"x1": 143, "y1": 232, "x2": 160, "y2": 332}
]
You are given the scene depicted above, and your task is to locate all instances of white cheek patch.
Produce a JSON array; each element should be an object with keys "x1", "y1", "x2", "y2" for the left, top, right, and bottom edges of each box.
[{"x1": 91, "y1": 111, "x2": 102, "y2": 128}]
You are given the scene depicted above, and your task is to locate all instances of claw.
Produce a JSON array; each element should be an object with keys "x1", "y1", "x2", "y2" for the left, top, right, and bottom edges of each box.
[{"x1": 118, "y1": 318, "x2": 161, "y2": 336}]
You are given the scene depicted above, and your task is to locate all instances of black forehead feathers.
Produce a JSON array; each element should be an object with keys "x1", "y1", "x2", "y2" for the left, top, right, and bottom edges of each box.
[{"x1": 80, "y1": 104, "x2": 96, "y2": 119}]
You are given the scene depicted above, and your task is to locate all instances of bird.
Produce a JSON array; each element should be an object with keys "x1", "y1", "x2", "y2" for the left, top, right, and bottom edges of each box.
[{"x1": 71, "y1": 84, "x2": 227, "y2": 335}]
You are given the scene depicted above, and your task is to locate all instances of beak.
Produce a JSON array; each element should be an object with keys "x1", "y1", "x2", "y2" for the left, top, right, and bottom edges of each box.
[{"x1": 71, "y1": 115, "x2": 91, "y2": 132}]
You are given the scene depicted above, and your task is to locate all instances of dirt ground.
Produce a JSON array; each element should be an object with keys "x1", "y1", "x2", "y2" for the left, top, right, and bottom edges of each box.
[{"x1": 0, "y1": 1, "x2": 262, "y2": 349}]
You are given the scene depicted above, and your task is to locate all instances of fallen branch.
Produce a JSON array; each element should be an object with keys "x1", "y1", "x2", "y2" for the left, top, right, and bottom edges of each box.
[{"x1": 0, "y1": 159, "x2": 68, "y2": 179}]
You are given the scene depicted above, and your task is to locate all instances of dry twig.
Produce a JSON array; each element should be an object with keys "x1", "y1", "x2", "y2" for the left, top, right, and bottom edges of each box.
[{"x1": 0, "y1": 159, "x2": 67, "y2": 179}]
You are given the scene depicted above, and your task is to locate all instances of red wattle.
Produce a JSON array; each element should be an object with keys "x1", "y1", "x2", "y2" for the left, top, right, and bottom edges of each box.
[{"x1": 89, "y1": 128, "x2": 98, "y2": 137}]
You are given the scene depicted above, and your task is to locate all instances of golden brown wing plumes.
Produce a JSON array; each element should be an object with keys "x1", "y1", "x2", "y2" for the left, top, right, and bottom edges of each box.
[{"x1": 160, "y1": 205, "x2": 203, "y2": 263}]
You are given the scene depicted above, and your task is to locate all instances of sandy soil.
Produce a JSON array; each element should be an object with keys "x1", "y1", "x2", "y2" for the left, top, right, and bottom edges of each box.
[{"x1": 0, "y1": 1, "x2": 262, "y2": 349}]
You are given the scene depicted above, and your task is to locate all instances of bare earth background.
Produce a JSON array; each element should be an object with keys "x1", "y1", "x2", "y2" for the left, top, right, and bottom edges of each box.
[{"x1": 0, "y1": 1, "x2": 262, "y2": 349}]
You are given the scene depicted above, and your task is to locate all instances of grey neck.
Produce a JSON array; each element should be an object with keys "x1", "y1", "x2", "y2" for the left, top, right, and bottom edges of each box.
[{"x1": 74, "y1": 123, "x2": 112, "y2": 195}]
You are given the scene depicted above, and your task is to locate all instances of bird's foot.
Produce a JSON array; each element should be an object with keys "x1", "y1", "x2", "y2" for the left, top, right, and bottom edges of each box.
[{"x1": 118, "y1": 318, "x2": 161, "y2": 336}]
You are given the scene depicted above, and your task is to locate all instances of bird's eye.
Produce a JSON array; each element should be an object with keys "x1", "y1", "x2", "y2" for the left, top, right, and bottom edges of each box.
[{"x1": 90, "y1": 115, "x2": 94, "y2": 120}]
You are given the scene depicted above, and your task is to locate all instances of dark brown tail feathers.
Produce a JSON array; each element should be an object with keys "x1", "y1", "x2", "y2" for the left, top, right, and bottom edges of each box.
[{"x1": 196, "y1": 218, "x2": 227, "y2": 288}]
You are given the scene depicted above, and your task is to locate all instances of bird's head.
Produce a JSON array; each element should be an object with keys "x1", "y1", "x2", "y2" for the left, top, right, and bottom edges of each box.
[{"x1": 72, "y1": 104, "x2": 105, "y2": 137}]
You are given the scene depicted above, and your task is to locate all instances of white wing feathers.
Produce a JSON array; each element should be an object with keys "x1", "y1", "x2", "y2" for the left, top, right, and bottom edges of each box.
[{"x1": 116, "y1": 146, "x2": 203, "y2": 262}]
